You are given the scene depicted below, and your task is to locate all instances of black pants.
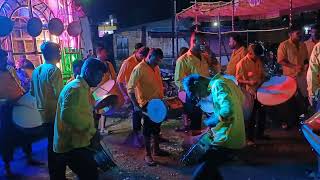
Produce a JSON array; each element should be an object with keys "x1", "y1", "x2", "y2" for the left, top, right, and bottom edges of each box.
[
  {"x1": 185, "y1": 96, "x2": 203, "y2": 131},
  {"x1": 247, "y1": 99, "x2": 266, "y2": 140},
  {"x1": 55, "y1": 148, "x2": 98, "y2": 180},
  {"x1": 42, "y1": 122, "x2": 67, "y2": 180},
  {"x1": 192, "y1": 146, "x2": 233, "y2": 180},
  {"x1": 132, "y1": 105, "x2": 143, "y2": 131},
  {"x1": 142, "y1": 105, "x2": 161, "y2": 137},
  {"x1": 0, "y1": 101, "x2": 36, "y2": 164}
]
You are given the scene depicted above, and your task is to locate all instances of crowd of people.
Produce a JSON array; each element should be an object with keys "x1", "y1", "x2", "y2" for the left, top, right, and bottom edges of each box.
[{"x1": 0, "y1": 23, "x2": 320, "y2": 180}]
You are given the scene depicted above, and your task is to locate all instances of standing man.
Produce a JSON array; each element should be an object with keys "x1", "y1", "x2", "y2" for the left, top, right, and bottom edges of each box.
[
  {"x1": 307, "y1": 42, "x2": 320, "y2": 108},
  {"x1": 305, "y1": 25, "x2": 320, "y2": 58},
  {"x1": 53, "y1": 58, "x2": 107, "y2": 180},
  {"x1": 277, "y1": 25, "x2": 309, "y2": 124},
  {"x1": 96, "y1": 46, "x2": 118, "y2": 134},
  {"x1": 117, "y1": 46, "x2": 149, "y2": 147},
  {"x1": 182, "y1": 74, "x2": 245, "y2": 180},
  {"x1": 225, "y1": 33, "x2": 247, "y2": 76},
  {"x1": 236, "y1": 43, "x2": 266, "y2": 145},
  {"x1": 174, "y1": 32, "x2": 212, "y2": 135},
  {"x1": 128, "y1": 48, "x2": 168, "y2": 166},
  {"x1": 30, "y1": 42, "x2": 64, "y2": 179}
]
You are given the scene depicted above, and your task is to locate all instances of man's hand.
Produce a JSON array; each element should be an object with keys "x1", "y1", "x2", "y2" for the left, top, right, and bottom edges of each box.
[
  {"x1": 294, "y1": 65, "x2": 303, "y2": 72},
  {"x1": 248, "y1": 80, "x2": 258, "y2": 86}
]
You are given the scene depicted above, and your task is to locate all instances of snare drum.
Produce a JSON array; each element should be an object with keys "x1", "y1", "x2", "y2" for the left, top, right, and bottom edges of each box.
[
  {"x1": 146, "y1": 97, "x2": 184, "y2": 123},
  {"x1": 12, "y1": 92, "x2": 42, "y2": 129},
  {"x1": 90, "y1": 141, "x2": 117, "y2": 172},
  {"x1": 181, "y1": 130, "x2": 213, "y2": 166}
]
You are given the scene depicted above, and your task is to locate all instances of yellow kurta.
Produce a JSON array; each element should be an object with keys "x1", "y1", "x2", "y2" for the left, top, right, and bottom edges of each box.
[
  {"x1": 226, "y1": 46, "x2": 247, "y2": 76},
  {"x1": 54, "y1": 76, "x2": 96, "y2": 153},
  {"x1": 117, "y1": 55, "x2": 140, "y2": 85},
  {"x1": 307, "y1": 42, "x2": 320, "y2": 97},
  {"x1": 127, "y1": 61, "x2": 164, "y2": 107},
  {"x1": 174, "y1": 50, "x2": 210, "y2": 91}
]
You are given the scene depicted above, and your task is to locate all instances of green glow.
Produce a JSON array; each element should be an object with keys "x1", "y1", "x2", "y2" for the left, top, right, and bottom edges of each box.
[{"x1": 61, "y1": 47, "x2": 83, "y2": 84}]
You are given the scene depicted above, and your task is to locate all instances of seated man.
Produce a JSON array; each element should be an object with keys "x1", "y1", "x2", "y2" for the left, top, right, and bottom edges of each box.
[
  {"x1": 183, "y1": 73, "x2": 246, "y2": 180},
  {"x1": 53, "y1": 58, "x2": 107, "y2": 179}
]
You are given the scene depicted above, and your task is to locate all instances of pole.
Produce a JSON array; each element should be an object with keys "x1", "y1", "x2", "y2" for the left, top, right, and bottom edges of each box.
[
  {"x1": 28, "y1": 0, "x2": 38, "y2": 55},
  {"x1": 218, "y1": 9, "x2": 221, "y2": 63},
  {"x1": 174, "y1": 0, "x2": 179, "y2": 59},
  {"x1": 232, "y1": 0, "x2": 235, "y2": 31},
  {"x1": 289, "y1": 0, "x2": 293, "y2": 27},
  {"x1": 172, "y1": 0, "x2": 176, "y2": 65}
]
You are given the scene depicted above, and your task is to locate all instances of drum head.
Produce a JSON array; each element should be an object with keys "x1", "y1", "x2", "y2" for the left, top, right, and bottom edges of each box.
[
  {"x1": 147, "y1": 99, "x2": 167, "y2": 123},
  {"x1": 198, "y1": 95, "x2": 214, "y2": 114},
  {"x1": 27, "y1": 17, "x2": 43, "y2": 37},
  {"x1": 67, "y1": 21, "x2": 82, "y2": 37},
  {"x1": 257, "y1": 76, "x2": 297, "y2": 106},
  {"x1": 48, "y1": 18, "x2": 64, "y2": 36},
  {"x1": 178, "y1": 91, "x2": 187, "y2": 103},
  {"x1": 95, "y1": 94, "x2": 118, "y2": 110},
  {"x1": 93, "y1": 80, "x2": 115, "y2": 100},
  {"x1": 12, "y1": 106, "x2": 43, "y2": 129},
  {"x1": 0, "y1": 16, "x2": 14, "y2": 37}
]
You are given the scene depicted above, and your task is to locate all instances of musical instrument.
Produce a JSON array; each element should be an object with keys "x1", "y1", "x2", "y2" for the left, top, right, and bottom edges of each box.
[
  {"x1": 48, "y1": 18, "x2": 64, "y2": 36},
  {"x1": 146, "y1": 97, "x2": 183, "y2": 123},
  {"x1": 93, "y1": 80, "x2": 115, "y2": 100},
  {"x1": 12, "y1": 92, "x2": 42, "y2": 129},
  {"x1": 181, "y1": 130, "x2": 213, "y2": 166},
  {"x1": 257, "y1": 76, "x2": 297, "y2": 106},
  {"x1": 27, "y1": 17, "x2": 43, "y2": 37},
  {"x1": 0, "y1": 16, "x2": 14, "y2": 37},
  {"x1": 302, "y1": 113, "x2": 320, "y2": 155},
  {"x1": 67, "y1": 21, "x2": 82, "y2": 37},
  {"x1": 90, "y1": 141, "x2": 117, "y2": 172}
]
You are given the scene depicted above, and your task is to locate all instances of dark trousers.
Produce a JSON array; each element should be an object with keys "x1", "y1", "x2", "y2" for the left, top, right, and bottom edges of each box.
[
  {"x1": 0, "y1": 101, "x2": 36, "y2": 164},
  {"x1": 42, "y1": 122, "x2": 67, "y2": 180},
  {"x1": 192, "y1": 146, "x2": 233, "y2": 180},
  {"x1": 247, "y1": 99, "x2": 266, "y2": 140},
  {"x1": 132, "y1": 106, "x2": 143, "y2": 131},
  {"x1": 55, "y1": 148, "x2": 98, "y2": 180},
  {"x1": 185, "y1": 96, "x2": 203, "y2": 130}
]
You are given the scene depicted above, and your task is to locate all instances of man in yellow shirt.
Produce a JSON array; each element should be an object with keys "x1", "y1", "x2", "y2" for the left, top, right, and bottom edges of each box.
[
  {"x1": 128, "y1": 48, "x2": 168, "y2": 166},
  {"x1": 182, "y1": 73, "x2": 245, "y2": 179},
  {"x1": 277, "y1": 25, "x2": 309, "y2": 122},
  {"x1": 53, "y1": 58, "x2": 107, "y2": 179},
  {"x1": 117, "y1": 46, "x2": 149, "y2": 147},
  {"x1": 236, "y1": 43, "x2": 266, "y2": 145},
  {"x1": 174, "y1": 32, "x2": 212, "y2": 135},
  {"x1": 305, "y1": 25, "x2": 320, "y2": 58},
  {"x1": 226, "y1": 33, "x2": 247, "y2": 76},
  {"x1": 30, "y1": 42, "x2": 63, "y2": 179},
  {"x1": 307, "y1": 42, "x2": 320, "y2": 108}
]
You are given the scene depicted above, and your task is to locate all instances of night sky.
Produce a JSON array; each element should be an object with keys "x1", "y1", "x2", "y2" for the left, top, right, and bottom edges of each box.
[{"x1": 80, "y1": 0, "x2": 191, "y2": 27}]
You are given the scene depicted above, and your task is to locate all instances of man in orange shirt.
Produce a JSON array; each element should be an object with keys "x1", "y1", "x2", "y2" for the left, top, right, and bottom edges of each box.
[
  {"x1": 128, "y1": 48, "x2": 168, "y2": 166},
  {"x1": 236, "y1": 43, "x2": 266, "y2": 145},
  {"x1": 226, "y1": 33, "x2": 247, "y2": 76},
  {"x1": 117, "y1": 46, "x2": 149, "y2": 147},
  {"x1": 277, "y1": 25, "x2": 309, "y2": 125}
]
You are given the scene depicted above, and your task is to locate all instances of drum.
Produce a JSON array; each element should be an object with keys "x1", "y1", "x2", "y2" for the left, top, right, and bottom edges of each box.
[
  {"x1": 12, "y1": 92, "x2": 42, "y2": 129},
  {"x1": 93, "y1": 80, "x2": 115, "y2": 100},
  {"x1": 146, "y1": 97, "x2": 184, "y2": 123},
  {"x1": 90, "y1": 141, "x2": 117, "y2": 172},
  {"x1": 257, "y1": 75, "x2": 297, "y2": 106},
  {"x1": 181, "y1": 130, "x2": 213, "y2": 166},
  {"x1": 178, "y1": 91, "x2": 187, "y2": 103},
  {"x1": 302, "y1": 113, "x2": 320, "y2": 156}
]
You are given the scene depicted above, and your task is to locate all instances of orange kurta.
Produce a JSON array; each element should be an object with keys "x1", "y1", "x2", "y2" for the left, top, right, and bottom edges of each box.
[{"x1": 226, "y1": 46, "x2": 247, "y2": 76}]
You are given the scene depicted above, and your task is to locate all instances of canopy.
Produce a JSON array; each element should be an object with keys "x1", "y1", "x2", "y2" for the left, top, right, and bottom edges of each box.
[{"x1": 177, "y1": 0, "x2": 320, "y2": 21}]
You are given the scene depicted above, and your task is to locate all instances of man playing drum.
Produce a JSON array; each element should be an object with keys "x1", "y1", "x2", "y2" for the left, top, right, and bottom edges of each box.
[
  {"x1": 182, "y1": 73, "x2": 245, "y2": 180},
  {"x1": 236, "y1": 43, "x2": 266, "y2": 145},
  {"x1": 0, "y1": 49, "x2": 41, "y2": 176},
  {"x1": 174, "y1": 32, "x2": 214, "y2": 135},
  {"x1": 117, "y1": 46, "x2": 149, "y2": 147},
  {"x1": 127, "y1": 48, "x2": 169, "y2": 166},
  {"x1": 53, "y1": 58, "x2": 107, "y2": 179},
  {"x1": 30, "y1": 42, "x2": 64, "y2": 179},
  {"x1": 277, "y1": 24, "x2": 309, "y2": 126}
]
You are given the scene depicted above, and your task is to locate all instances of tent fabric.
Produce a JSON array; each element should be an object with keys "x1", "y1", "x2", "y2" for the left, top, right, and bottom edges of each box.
[{"x1": 177, "y1": 0, "x2": 320, "y2": 20}]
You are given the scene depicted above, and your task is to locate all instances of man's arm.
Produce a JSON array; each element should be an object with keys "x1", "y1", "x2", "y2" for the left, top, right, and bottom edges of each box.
[
  {"x1": 277, "y1": 43, "x2": 302, "y2": 71},
  {"x1": 174, "y1": 59, "x2": 187, "y2": 91},
  {"x1": 307, "y1": 45, "x2": 320, "y2": 97},
  {"x1": 116, "y1": 62, "x2": 130, "y2": 101},
  {"x1": 127, "y1": 68, "x2": 141, "y2": 111},
  {"x1": 50, "y1": 68, "x2": 63, "y2": 99},
  {"x1": 212, "y1": 81, "x2": 233, "y2": 121}
]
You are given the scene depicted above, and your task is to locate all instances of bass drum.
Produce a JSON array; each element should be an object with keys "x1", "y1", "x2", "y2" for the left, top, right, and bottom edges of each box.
[{"x1": 12, "y1": 92, "x2": 43, "y2": 134}]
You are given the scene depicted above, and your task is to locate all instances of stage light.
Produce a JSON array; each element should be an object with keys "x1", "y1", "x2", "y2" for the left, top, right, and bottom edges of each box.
[{"x1": 213, "y1": 21, "x2": 219, "y2": 27}]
